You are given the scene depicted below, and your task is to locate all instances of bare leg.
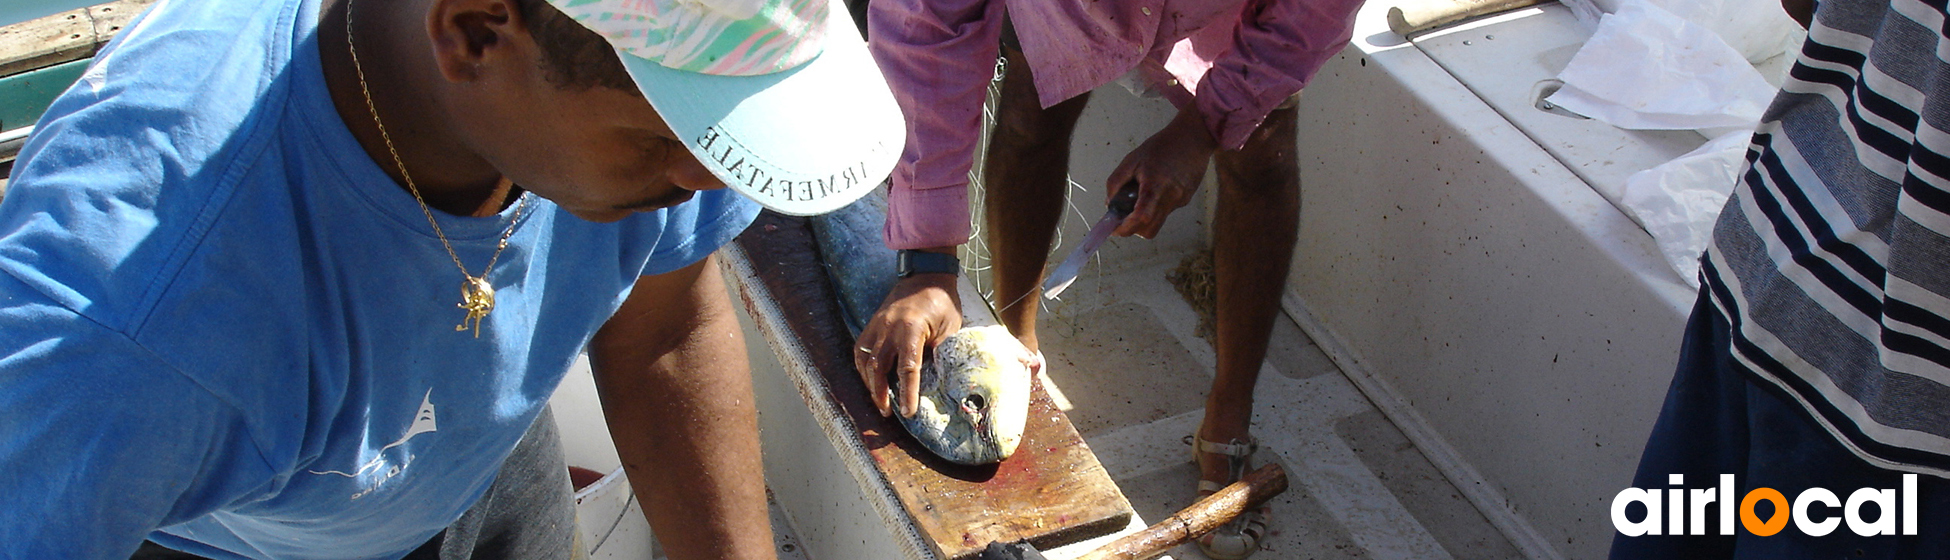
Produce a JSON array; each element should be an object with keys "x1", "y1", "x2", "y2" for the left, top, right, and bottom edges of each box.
[
  {"x1": 1198, "y1": 104, "x2": 1300, "y2": 485},
  {"x1": 985, "y1": 45, "x2": 1090, "y2": 355}
]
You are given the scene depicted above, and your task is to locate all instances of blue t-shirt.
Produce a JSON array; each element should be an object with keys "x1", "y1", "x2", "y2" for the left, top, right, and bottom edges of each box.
[{"x1": 0, "y1": 0, "x2": 760, "y2": 558}]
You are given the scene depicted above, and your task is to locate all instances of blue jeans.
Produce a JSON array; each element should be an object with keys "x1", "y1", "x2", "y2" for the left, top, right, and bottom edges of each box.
[
  {"x1": 1609, "y1": 293, "x2": 1950, "y2": 558},
  {"x1": 134, "y1": 407, "x2": 583, "y2": 560}
]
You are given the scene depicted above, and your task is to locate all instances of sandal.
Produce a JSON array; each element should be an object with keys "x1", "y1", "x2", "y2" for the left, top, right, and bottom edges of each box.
[{"x1": 1191, "y1": 434, "x2": 1269, "y2": 560}]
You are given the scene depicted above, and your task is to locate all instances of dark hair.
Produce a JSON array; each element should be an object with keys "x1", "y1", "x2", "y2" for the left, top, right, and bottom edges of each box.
[{"x1": 515, "y1": 0, "x2": 642, "y2": 96}]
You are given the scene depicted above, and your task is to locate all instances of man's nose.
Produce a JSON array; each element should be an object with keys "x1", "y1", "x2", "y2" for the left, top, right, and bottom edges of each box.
[{"x1": 672, "y1": 152, "x2": 727, "y2": 192}]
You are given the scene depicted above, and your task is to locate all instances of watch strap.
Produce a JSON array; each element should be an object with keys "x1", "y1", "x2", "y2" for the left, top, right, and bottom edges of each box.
[{"x1": 898, "y1": 250, "x2": 960, "y2": 277}]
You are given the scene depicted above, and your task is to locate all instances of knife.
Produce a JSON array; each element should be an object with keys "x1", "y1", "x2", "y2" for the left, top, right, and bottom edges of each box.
[{"x1": 1041, "y1": 183, "x2": 1140, "y2": 299}]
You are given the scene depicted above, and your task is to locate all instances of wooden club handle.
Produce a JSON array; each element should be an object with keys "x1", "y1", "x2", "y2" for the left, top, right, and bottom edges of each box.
[
  {"x1": 1387, "y1": 0, "x2": 1547, "y2": 37},
  {"x1": 1072, "y1": 463, "x2": 1289, "y2": 560}
]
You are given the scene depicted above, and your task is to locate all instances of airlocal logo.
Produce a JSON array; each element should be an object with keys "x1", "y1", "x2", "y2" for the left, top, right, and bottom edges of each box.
[
  {"x1": 308, "y1": 389, "x2": 440, "y2": 500},
  {"x1": 1612, "y1": 474, "x2": 1919, "y2": 537}
]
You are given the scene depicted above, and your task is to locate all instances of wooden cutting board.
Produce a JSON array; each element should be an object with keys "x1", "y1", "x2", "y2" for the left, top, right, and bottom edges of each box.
[
  {"x1": 0, "y1": 0, "x2": 153, "y2": 78},
  {"x1": 732, "y1": 211, "x2": 1134, "y2": 560}
]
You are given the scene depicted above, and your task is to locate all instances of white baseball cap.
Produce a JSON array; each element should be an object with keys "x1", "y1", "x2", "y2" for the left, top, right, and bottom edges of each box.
[{"x1": 545, "y1": 0, "x2": 903, "y2": 216}]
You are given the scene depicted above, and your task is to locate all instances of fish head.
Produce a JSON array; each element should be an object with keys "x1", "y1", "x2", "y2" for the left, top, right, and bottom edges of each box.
[{"x1": 898, "y1": 325, "x2": 1034, "y2": 465}]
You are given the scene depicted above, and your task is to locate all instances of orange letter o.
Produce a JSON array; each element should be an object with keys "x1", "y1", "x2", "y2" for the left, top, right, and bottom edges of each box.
[{"x1": 1741, "y1": 488, "x2": 1790, "y2": 536}]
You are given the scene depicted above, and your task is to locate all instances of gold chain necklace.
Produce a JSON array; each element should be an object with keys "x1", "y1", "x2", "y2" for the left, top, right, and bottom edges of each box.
[{"x1": 345, "y1": 1, "x2": 526, "y2": 338}]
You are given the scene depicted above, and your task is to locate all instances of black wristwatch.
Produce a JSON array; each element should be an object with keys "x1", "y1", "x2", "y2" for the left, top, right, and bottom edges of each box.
[{"x1": 896, "y1": 250, "x2": 960, "y2": 278}]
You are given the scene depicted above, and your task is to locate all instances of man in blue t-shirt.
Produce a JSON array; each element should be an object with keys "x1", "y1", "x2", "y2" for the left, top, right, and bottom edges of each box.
[{"x1": 0, "y1": 0, "x2": 902, "y2": 558}]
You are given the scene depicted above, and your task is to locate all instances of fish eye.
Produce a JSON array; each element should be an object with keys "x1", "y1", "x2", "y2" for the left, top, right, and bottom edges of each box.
[{"x1": 962, "y1": 394, "x2": 986, "y2": 412}]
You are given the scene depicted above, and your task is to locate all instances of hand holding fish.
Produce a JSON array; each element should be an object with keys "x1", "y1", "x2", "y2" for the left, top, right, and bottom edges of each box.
[
  {"x1": 855, "y1": 271, "x2": 962, "y2": 417},
  {"x1": 1107, "y1": 104, "x2": 1220, "y2": 239}
]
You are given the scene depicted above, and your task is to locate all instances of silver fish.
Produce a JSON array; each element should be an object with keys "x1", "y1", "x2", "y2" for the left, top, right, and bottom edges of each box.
[
  {"x1": 808, "y1": 192, "x2": 1034, "y2": 465},
  {"x1": 898, "y1": 325, "x2": 1034, "y2": 465}
]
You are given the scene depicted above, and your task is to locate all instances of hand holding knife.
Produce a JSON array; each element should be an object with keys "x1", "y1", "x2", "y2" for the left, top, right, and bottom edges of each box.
[{"x1": 1040, "y1": 182, "x2": 1140, "y2": 299}]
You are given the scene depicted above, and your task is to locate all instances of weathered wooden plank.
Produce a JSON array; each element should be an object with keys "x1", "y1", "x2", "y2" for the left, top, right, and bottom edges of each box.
[
  {"x1": 89, "y1": 1, "x2": 146, "y2": 41},
  {"x1": 882, "y1": 381, "x2": 1135, "y2": 560},
  {"x1": 0, "y1": 0, "x2": 153, "y2": 78},
  {"x1": 733, "y1": 211, "x2": 1133, "y2": 560},
  {"x1": 0, "y1": 9, "x2": 92, "y2": 78}
]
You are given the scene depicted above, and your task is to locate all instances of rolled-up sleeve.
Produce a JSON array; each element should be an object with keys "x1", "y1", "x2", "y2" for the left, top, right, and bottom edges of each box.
[
  {"x1": 867, "y1": 0, "x2": 1007, "y2": 250},
  {"x1": 1195, "y1": 0, "x2": 1363, "y2": 150}
]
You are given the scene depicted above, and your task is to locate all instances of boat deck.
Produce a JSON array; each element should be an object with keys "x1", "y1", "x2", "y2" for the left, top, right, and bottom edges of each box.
[{"x1": 986, "y1": 255, "x2": 1525, "y2": 560}]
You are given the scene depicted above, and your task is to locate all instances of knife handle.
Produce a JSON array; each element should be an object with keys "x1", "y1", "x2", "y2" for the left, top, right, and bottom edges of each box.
[{"x1": 1109, "y1": 181, "x2": 1140, "y2": 216}]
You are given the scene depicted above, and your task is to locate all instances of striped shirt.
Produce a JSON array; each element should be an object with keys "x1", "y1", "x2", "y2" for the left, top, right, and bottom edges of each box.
[{"x1": 1706, "y1": 0, "x2": 1950, "y2": 476}]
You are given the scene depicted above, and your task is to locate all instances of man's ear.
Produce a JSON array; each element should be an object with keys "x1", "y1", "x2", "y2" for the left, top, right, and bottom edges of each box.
[{"x1": 425, "y1": 0, "x2": 529, "y2": 83}]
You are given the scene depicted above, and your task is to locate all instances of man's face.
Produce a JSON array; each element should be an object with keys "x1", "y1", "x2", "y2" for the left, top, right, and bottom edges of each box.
[{"x1": 469, "y1": 71, "x2": 726, "y2": 223}]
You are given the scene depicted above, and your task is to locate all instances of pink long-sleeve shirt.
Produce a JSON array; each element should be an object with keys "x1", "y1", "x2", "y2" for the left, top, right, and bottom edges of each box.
[{"x1": 868, "y1": 0, "x2": 1365, "y2": 250}]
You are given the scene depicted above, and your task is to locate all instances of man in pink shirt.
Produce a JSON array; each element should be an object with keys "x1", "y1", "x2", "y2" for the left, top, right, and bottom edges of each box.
[{"x1": 852, "y1": 1, "x2": 1361, "y2": 556}]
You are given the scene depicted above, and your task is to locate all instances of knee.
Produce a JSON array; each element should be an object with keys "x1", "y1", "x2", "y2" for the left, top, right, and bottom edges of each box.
[
  {"x1": 1216, "y1": 112, "x2": 1300, "y2": 199},
  {"x1": 1239, "y1": 105, "x2": 1299, "y2": 159}
]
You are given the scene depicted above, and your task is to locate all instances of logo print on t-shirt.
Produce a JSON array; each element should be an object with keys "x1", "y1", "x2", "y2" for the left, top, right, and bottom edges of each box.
[{"x1": 307, "y1": 389, "x2": 439, "y2": 500}]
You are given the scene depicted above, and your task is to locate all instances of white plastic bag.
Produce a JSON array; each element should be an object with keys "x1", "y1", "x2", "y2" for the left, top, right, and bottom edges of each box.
[
  {"x1": 1545, "y1": 0, "x2": 1777, "y2": 133},
  {"x1": 1620, "y1": 130, "x2": 1753, "y2": 286},
  {"x1": 1573, "y1": 0, "x2": 1803, "y2": 65},
  {"x1": 1646, "y1": 0, "x2": 1802, "y2": 66}
]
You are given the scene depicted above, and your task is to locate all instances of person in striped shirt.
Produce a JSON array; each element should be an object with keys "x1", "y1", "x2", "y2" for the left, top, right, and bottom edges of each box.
[{"x1": 1611, "y1": 0, "x2": 1950, "y2": 556}]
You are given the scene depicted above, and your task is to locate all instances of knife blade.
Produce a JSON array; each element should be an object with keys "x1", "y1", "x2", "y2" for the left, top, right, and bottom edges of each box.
[{"x1": 1041, "y1": 183, "x2": 1140, "y2": 299}]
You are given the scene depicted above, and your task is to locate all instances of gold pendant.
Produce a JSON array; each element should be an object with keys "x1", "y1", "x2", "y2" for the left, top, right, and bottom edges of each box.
[{"x1": 456, "y1": 276, "x2": 495, "y2": 338}]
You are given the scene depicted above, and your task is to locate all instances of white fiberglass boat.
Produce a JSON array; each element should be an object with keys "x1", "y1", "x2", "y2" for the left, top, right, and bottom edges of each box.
[{"x1": 0, "y1": 1, "x2": 1792, "y2": 558}]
